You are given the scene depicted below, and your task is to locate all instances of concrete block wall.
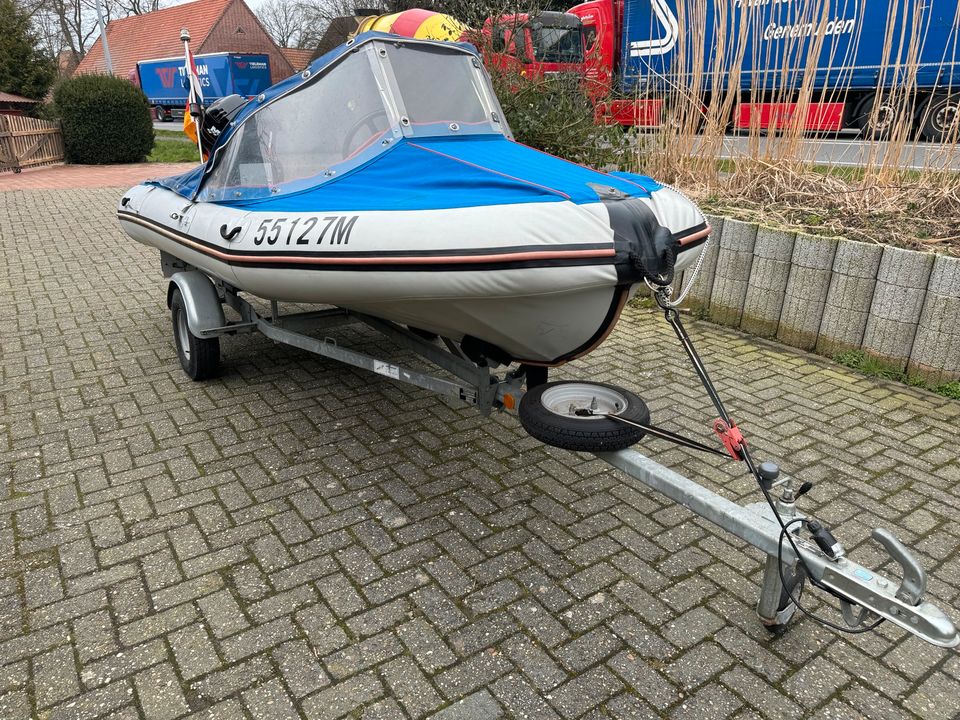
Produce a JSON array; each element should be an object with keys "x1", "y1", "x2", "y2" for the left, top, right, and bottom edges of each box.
[
  {"x1": 741, "y1": 228, "x2": 795, "y2": 338},
  {"x1": 778, "y1": 233, "x2": 838, "y2": 350},
  {"x1": 708, "y1": 219, "x2": 757, "y2": 327},
  {"x1": 816, "y1": 241, "x2": 884, "y2": 357},
  {"x1": 680, "y1": 217, "x2": 959, "y2": 382},
  {"x1": 684, "y1": 214, "x2": 723, "y2": 314},
  {"x1": 907, "y1": 255, "x2": 960, "y2": 384},
  {"x1": 861, "y1": 247, "x2": 935, "y2": 370}
]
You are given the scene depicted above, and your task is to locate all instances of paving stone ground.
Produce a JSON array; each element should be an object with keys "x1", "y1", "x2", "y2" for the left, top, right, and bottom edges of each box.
[
  {"x1": 0, "y1": 163, "x2": 195, "y2": 191},
  {"x1": 1, "y1": 187, "x2": 959, "y2": 720}
]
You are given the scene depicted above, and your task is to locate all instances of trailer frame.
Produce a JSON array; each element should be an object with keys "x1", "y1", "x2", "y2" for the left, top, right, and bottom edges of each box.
[{"x1": 166, "y1": 266, "x2": 960, "y2": 649}]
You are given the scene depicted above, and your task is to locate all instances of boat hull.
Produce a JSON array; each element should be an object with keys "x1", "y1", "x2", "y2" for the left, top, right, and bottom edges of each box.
[{"x1": 119, "y1": 183, "x2": 703, "y2": 364}]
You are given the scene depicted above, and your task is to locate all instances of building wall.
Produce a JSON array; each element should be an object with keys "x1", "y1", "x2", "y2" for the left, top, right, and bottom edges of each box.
[{"x1": 200, "y1": 0, "x2": 295, "y2": 83}]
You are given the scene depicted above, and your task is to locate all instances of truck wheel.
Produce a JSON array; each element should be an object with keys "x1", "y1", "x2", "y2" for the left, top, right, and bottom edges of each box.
[
  {"x1": 518, "y1": 381, "x2": 649, "y2": 452},
  {"x1": 854, "y1": 93, "x2": 905, "y2": 140},
  {"x1": 170, "y1": 288, "x2": 220, "y2": 381},
  {"x1": 156, "y1": 106, "x2": 170, "y2": 122},
  {"x1": 920, "y1": 94, "x2": 959, "y2": 142}
]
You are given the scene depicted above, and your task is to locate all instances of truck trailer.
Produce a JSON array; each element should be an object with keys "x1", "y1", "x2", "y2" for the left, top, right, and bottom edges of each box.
[
  {"x1": 137, "y1": 53, "x2": 272, "y2": 122},
  {"x1": 525, "y1": 0, "x2": 960, "y2": 140}
]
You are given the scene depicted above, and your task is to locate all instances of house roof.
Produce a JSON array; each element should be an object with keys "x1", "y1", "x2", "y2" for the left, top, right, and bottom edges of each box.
[
  {"x1": 0, "y1": 92, "x2": 39, "y2": 105},
  {"x1": 280, "y1": 47, "x2": 314, "y2": 71},
  {"x1": 76, "y1": 0, "x2": 235, "y2": 79}
]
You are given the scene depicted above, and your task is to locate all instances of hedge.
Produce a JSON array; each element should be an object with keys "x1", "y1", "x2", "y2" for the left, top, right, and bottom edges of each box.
[{"x1": 53, "y1": 74, "x2": 154, "y2": 164}]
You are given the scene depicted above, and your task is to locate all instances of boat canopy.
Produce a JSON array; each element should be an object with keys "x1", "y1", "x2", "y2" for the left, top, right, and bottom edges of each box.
[
  {"x1": 153, "y1": 33, "x2": 664, "y2": 212},
  {"x1": 163, "y1": 33, "x2": 506, "y2": 202}
]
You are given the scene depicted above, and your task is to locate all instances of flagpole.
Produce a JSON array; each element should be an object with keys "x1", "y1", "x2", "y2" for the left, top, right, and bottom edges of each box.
[
  {"x1": 94, "y1": 0, "x2": 113, "y2": 74},
  {"x1": 181, "y1": 28, "x2": 204, "y2": 160}
]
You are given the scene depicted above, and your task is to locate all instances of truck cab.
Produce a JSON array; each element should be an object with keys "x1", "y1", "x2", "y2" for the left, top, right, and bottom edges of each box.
[
  {"x1": 567, "y1": 0, "x2": 619, "y2": 99},
  {"x1": 485, "y1": 11, "x2": 586, "y2": 78}
]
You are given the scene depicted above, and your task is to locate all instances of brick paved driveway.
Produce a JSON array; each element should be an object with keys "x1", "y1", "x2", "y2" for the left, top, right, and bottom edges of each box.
[
  {"x1": 0, "y1": 163, "x2": 196, "y2": 191},
  {"x1": 1, "y1": 188, "x2": 959, "y2": 720}
]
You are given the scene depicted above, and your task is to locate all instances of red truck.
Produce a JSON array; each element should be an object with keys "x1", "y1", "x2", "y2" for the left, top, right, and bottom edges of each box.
[{"x1": 485, "y1": 5, "x2": 665, "y2": 127}]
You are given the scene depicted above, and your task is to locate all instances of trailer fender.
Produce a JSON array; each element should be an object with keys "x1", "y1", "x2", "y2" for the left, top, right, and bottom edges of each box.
[{"x1": 167, "y1": 271, "x2": 226, "y2": 338}]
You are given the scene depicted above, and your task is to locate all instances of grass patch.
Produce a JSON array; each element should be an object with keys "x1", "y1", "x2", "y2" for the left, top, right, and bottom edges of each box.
[
  {"x1": 155, "y1": 128, "x2": 191, "y2": 140},
  {"x1": 627, "y1": 294, "x2": 656, "y2": 310},
  {"x1": 148, "y1": 136, "x2": 200, "y2": 163},
  {"x1": 833, "y1": 350, "x2": 959, "y2": 399},
  {"x1": 936, "y1": 381, "x2": 960, "y2": 400}
]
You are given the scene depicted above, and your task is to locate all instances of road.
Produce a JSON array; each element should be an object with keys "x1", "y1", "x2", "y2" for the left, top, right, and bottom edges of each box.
[
  {"x1": 153, "y1": 119, "x2": 183, "y2": 132},
  {"x1": 710, "y1": 130, "x2": 960, "y2": 171}
]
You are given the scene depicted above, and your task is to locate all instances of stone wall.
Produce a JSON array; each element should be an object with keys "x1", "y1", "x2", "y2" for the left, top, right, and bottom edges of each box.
[{"x1": 673, "y1": 215, "x2": 960, "y2": 383}]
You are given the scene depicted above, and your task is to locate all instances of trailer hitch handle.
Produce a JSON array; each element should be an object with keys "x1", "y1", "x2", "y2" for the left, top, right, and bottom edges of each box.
[{"x1": 872, "y1": 528, "x2": 926, "y2": 605}]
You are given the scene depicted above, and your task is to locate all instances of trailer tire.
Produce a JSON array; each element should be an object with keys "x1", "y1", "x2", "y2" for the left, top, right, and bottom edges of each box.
[
  {"x1": 920, "y1": 94, "x2": 960, "y2": 142},
  {"x1": 170, "y1": 288, "x2": 220, "y2": 381},
  {"x1": 518, "y1": 381, "x2": 649, "y2": 452}
]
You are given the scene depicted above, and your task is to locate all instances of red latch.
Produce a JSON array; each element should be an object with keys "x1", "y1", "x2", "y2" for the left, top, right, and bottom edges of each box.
[{"x1": 713, "y1": 419, "x2": 746, "y2": 461}]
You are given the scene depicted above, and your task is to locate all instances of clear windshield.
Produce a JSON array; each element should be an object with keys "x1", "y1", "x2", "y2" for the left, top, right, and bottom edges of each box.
[
  {"x1": 532, "y1": 26, "x2": 584, "y2": 64},
  {"x1": 199, "y1": 39, "x2": 505, "y2": 202},
  {"x1": 386, "y1": 43, "x2": 492, "y2": 128}
]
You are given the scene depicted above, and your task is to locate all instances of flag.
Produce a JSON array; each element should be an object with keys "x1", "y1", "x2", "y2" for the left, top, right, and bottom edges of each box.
[{"x1": 182, "y1": 34, "x2": 204, "y2": 156}]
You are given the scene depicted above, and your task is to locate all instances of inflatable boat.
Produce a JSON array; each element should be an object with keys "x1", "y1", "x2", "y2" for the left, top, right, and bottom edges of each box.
[{"x1": 118, "y1": 32, "x2": 708, "y2": 365}]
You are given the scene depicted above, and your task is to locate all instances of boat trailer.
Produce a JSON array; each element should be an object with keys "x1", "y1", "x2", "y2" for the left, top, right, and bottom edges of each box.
[{"x1": 165, "y1": 264, "x2": 960, "y2": 649}]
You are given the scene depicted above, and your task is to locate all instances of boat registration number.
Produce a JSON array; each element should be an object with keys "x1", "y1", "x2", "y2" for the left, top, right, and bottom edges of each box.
[{"x1": 251, "y1": 216, "x2": 359, "y2": 246}]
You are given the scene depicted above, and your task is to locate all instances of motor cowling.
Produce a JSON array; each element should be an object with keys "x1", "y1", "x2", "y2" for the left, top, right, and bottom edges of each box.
[{"x1": 199, "y1": 94, "x2": 248, "y2": 155}]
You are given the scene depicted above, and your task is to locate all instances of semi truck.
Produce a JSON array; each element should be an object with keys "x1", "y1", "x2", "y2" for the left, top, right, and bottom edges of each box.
[
  {"x1": 494, "y1": 0, "x2": 960, "y2": 140},
  {"x1": 136, "y1": 53, "x2": 272, "y2": 122}
]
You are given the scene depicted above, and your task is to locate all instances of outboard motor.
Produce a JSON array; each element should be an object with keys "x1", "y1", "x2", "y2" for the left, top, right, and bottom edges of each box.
[{"x1": 199, "y1": 94, "x2": 248, "y2": 155}]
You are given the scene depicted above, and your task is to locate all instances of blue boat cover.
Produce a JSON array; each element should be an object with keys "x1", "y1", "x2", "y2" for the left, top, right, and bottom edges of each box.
[
  {"x1": 147, "y1": 32, "x2": 663, "y2": 211},
  {"x1": 152, "y1": 134, "x2": 663, "y2": 211}
]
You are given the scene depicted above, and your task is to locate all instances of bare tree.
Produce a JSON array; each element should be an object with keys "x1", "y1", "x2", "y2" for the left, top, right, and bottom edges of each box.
[
  {"x1": 256, "y1": 0, "x2": 311, "y2": 48},
  {"x1": 114, "y1": 0, "x2": 160, "y2": 15},
  {"x1": 32, "y1": 0, "x2": 162, "y2": 67}
]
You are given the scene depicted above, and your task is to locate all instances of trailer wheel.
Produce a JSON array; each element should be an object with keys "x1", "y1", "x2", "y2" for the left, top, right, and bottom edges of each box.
[
  {"x1": 170, "y1": 288, "x2": 220, "y2": 381},
  {"x1": 920, "y1": 94, "x2": 960, "y2": 142},
  {"x1": 518, "y1": 381, "x2": 649, "y2": 452},
  {"x1": 854, "y1": 93, "x2": 905, "y2": 140}
]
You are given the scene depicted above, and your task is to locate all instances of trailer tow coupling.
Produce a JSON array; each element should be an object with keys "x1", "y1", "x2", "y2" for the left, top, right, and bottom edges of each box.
[{"x1": 598, "y1": 447, "x2": 959, "y2": 647}]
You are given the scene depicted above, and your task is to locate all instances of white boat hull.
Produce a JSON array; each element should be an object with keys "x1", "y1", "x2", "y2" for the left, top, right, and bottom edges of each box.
[{"x1": 119, "y1": 182, "x2": 705, "y2": 364}]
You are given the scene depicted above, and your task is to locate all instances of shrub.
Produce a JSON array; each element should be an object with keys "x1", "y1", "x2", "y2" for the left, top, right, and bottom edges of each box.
[
  {"x1": 488, "y1": 65, "x2": 631, "y2": 170},
  {"x1": 53, "y1": 74, "x2": 154, "y2": 164}
]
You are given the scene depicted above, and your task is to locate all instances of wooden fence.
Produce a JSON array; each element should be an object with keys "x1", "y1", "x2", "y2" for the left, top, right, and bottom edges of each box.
[{"x1": 0, "y1": 115, "x2": 64, "y2": 173}]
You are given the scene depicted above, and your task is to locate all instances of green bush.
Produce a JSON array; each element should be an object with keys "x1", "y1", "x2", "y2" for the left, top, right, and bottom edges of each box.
[
  {"x1": 53, "y1": 74, "x2": 154, "y2": 164},
  {"x1": 488, "y1": 65, "x2": 631, "y2": 170}
]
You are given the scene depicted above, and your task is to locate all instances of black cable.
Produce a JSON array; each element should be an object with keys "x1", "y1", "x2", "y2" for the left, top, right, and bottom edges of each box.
[{"x1": 777, "y1": 518, "x2": 884, "y2": 634}]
